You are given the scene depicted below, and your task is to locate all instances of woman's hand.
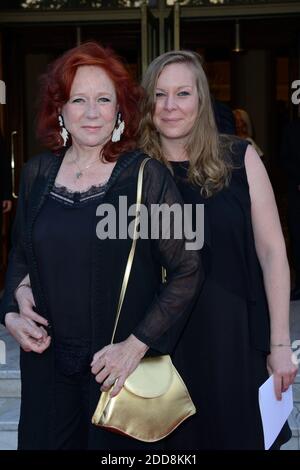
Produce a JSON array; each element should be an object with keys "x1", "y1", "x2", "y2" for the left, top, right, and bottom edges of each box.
[
  {"x1": 267, "y1": 347, "x2": 298, "y2": 400},
  {"x1": 91, "y1": 334, "x2": 149, "y2": 397},
  {"x1": 15, "y1": 284, "x2": 48, "y2": 327},
  {"x1": 5, "y1": 312, "x2": 51, "y2": 353}
]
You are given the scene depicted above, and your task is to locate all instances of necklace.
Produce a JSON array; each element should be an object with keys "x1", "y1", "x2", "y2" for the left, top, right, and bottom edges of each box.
[{"x1": 73, "y1": 157, "x2": 100, "y2": 179}]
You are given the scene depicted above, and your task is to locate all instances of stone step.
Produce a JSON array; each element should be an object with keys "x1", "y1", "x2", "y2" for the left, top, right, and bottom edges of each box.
[
  {"x1": 0, "y1": 397, "x2": 19, "y2": 450},
  {"x1": 281, "y1": 404, "x2": 300, "y2": 450},
  {"x1": 288, "y1": 404, "x2": 300, "y2": 436},
  {"x1": 293, "y1": 379, "x2": 300, "y2": 403},
  {"x1": 0, "y1": 398, "x2": 20, "y2": 431},
  {"x1": 0, "y1": 431, "x2": 18, "y2": 450},
  {"x1": 0, "y1": 370, "x2": 21, "y2": 398},
  {"x1": 0, "y1": 326, "x2": 21, "y2": 401}
]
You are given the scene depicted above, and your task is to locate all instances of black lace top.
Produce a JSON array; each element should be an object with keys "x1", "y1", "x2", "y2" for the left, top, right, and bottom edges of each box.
[
  {"x1": 34, "y1": 182, "x2": 108, "y2": 375},
  {"x1": 49, "y1": 181, "x2": 108, "y2": 206}
]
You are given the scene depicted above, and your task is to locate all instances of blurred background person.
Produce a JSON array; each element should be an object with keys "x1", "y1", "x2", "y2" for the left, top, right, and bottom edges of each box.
[
  {"x1": 212, "y1": 98, "x2": 236, "y2": 135},
  {"x1": 233, "y1": 108, "x2": 264, "y2": 159}
]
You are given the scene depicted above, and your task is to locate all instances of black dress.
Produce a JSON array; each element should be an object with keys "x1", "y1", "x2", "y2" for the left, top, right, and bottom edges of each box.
[
  {"x1": 165, "y1": 140, "x2": 291, "y2": 450},
  {"x1": 32, "y1": 182, "x2": 109, "y2": 449},
  {"x1": 33, "y1": 182, "x2": 109, "y2": 374}
]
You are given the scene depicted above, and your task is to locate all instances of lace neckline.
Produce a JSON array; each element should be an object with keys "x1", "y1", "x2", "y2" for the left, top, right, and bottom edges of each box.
[
  {"x1": 49, "y1": 180, "x2": 109, "y2": 206},
  {"x1": 53, "y1": 180, "x2": 108, "y2": 197}
]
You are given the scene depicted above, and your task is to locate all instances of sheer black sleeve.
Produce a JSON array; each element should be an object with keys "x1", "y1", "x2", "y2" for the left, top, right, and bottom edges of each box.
[
  {"x1": 0, "y1": 157, "x2": 40, "y2": 324},
  {"x1": 133, "y1": 159, "x2": 204, "y2": 354}
]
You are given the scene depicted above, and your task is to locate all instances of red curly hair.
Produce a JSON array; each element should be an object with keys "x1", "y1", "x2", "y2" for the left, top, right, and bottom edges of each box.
[{"x1": 36, "y1": 42, "x2": 142, "y2": 161}]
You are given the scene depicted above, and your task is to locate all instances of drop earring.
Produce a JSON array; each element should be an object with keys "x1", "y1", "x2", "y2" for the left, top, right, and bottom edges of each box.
[
  {"x1": 111, "y1": 112, "x2": 125, "y2": 143},
  {"x1": 58, "y1": 114, "x2": 69, "y2": 147}
]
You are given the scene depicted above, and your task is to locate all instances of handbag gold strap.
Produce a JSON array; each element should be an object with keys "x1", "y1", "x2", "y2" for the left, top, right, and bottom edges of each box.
[{"x1": 110, "y1": 157, "x2": 151, "y2": 344}]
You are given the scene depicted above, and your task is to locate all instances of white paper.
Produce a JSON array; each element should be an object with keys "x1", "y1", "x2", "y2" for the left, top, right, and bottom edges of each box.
[{"x1": 258, "y1": 374, "x2": 293, "y2": 450}]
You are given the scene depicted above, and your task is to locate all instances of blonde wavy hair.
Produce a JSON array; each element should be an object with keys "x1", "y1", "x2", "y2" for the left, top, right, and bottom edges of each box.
[{"x1": 139, "y1": 50, "x2": 232, "y2": 197}]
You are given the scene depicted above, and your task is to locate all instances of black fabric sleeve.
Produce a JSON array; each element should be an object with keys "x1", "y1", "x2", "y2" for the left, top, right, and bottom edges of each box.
[
  {"x1": 132, "y1": 159, "x2": 204, "y2": 354},
  {"x1": 0, "y1": 159, "x2": 39, "y2": 324}
]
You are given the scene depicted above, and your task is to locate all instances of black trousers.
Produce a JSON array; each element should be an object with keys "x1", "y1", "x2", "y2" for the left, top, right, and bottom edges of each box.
[
  {"x1": 53, "y1": 368, "x2": 91, "y2": 450},
  {"x1": 53, "y1": 367, "x2": 165, "y2": 451},
  {"x1": 288, "y1": 185, "x2": 300, "y2": 287}
]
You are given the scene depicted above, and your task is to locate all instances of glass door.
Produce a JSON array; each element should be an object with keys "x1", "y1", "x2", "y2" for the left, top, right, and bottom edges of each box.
[
  {"x1": 165, "y1": 1, "x2": 180, "y2": 52},
  {"x1": 141, "y1": 2, "x2": 159, "y2": 75}
]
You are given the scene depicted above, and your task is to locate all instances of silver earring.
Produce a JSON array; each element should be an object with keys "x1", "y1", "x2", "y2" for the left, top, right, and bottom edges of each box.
[
  {"x1": 58, "y1": 114, "x2": 69, "y2": 147},
  {"x1": 111, "y1": 112, "x2": 125, "y2": 143}
]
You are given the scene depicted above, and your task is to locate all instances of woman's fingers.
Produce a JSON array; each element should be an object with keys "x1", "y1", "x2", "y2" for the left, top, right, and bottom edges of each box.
[
  {"x1": 101, "y1": 375, "x2": 120, "y2": 392},
  {"x1": 28, "y1": 335, "x2": 51, "y2": 354},
  {"x1": 18, "y1": 320, "x2": 51, "y2": 353},
  {"x1": 267, "y1": 348, "x2": 299, "y2": 400},
  {"x1": 18, "y1": 320, "x2": 50, "y2": 351},
  {"x1": 95, "y1": 367, "x2": 111, "y2": 385},
  {"x1": 273, "y1": 374, "x2": 283, "y2": 401},
  {"x1": 5, "y1": 313, "x2": 50, "y2": 354},
  {"x1": 21, "y1": 334, "x2": 51, "y2": 354},
  {"x1": 23, "y1": 321, "x2": 45, "y2": 341},
  {"x1": 20, "y1": 307, "x2": 48, "y2": 326},
  {"x1": 91, "y1": 347, "x2": 108, "y2": 367},
  {"x1": 25, "y1": 320, "x2": 48, "y2": 344},
  {"x1": 39, "y1": 326, "x2": 49, "y2": 338},
  {"x1": 282, "y1": 369, "x2": 297, "y2": 392},
  {"x1": 282, "y1": 375, "x2": 290, "y2": 393},
  {"x1": 92, "y1": 338, "x2": 147, "y2": 394},
  {"x1": 25, "y1": 318, "x2": 48, "y2": 337},
  {"x1": 16, "y1": 282, "x2": 48, "y2": 326},
  {"x1": 109, "y1": 375, "x2": 126, "y2": 397},
  {"x1": 91, "y1": 337, "x2": 147, "y2": 396},
  {"x1": 91, "y1": 357, "x2": 105, "y2": 375},
  {"x1": 275, "y1": 372, "x2": 294, "y2": 398}
]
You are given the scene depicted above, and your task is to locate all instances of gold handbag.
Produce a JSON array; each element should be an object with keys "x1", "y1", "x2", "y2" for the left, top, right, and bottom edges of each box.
[{"x1": 92, "y1": 158, "x2": 196, "y2": 442}]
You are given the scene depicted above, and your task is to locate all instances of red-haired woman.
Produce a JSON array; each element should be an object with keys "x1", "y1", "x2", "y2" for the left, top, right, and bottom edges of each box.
[{"x1": 1, "y1": 43, "x2": 203, "y2": 450}]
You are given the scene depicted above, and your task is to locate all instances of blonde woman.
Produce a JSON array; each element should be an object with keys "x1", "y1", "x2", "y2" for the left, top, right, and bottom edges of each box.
[{"x1": 139, "y1": 50, "x2": 297, "y2": 450}]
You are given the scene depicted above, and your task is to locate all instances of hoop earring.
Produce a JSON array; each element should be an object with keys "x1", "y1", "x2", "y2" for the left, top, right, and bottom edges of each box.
[
  {"x1": 58, "y1": 114, "x2": 69, "y2": 147},
  {"x1": 111, "y1": 112, "x2": 125, "y2": 143}
]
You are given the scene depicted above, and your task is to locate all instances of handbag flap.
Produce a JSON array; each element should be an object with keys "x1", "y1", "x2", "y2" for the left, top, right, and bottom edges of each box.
[{"x1": 124, "y1": 355, "x2": 173, "y2": 398}]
